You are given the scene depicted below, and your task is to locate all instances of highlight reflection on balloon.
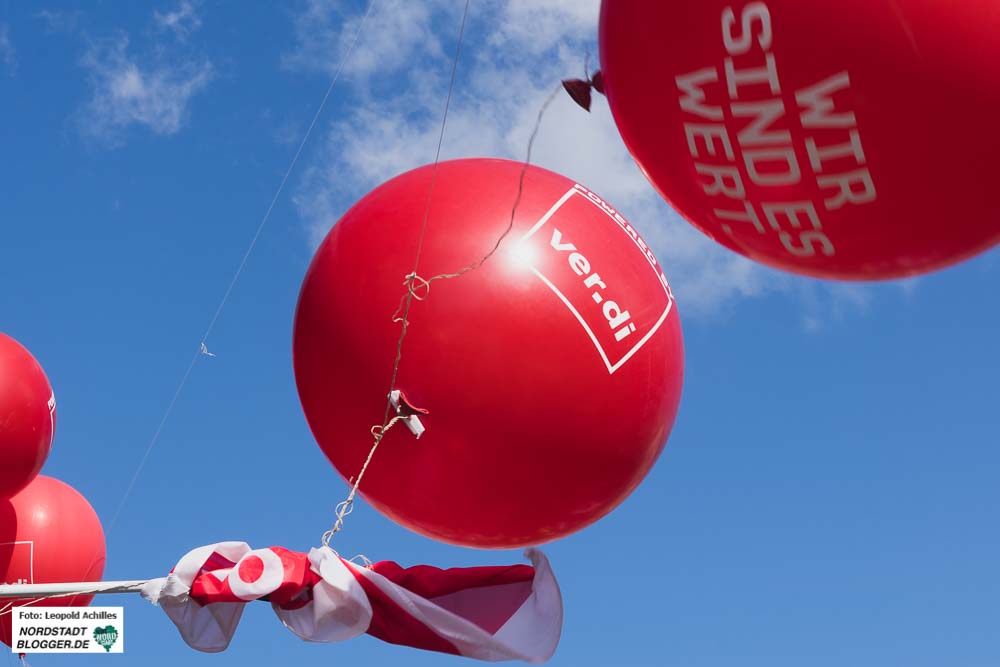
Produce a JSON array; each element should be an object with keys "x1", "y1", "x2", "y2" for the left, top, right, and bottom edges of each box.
[{"x1": 294, "y1": 158, "x2": 684, "y2": 548}]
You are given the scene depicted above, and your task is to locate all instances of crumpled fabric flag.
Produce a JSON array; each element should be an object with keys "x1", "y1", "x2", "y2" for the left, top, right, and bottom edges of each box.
[{"x1": 140, "y1": 542, "x2": 561, "y2": 663}]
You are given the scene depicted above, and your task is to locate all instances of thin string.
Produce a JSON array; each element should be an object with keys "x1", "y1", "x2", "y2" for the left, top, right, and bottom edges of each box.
[
  {"x1": 390, "y1": 84, "x2": 561, "y2": 325},
  {"x1": 200, "y1": 0, "x2": 378, "y2": 343},
  {"x1": 106, "y1": 0, "x2": 379, "y2": 535},
  {"x1": 322, "y1": 85, "x2": 564, "y2": 543},
  {"x1": 0, "y1": 586, "x2": 126, "y2": 612},
  {"x1": 324, "y1": 82, "x2": 561, "y2": 543},
  {"x1": 389, "y1": 0, "x2": 474, "y2": 398},
  {"x1": 1, "y1": 593, "x2": 92, "y2": 648},
  {"x1": 319, "y1": 415, "x2": 408, "y2": 545},
  {"x1": 107, "y1": 350, "x2": 199, "y2": 533},
  {"x1": 0, "y1": 582, "x2": 148, "y2": 624},
  {"x1": 322, "y1": 0, "x2": 473, "y2": 546},
  {"x1": 0, "y1": 589, "x2": 91, "y2": 619}
]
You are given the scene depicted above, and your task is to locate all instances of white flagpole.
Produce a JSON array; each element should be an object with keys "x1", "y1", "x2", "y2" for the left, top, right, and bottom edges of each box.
[{"x1": 0, "y1": 581, "x2": 148, "y2": 598}]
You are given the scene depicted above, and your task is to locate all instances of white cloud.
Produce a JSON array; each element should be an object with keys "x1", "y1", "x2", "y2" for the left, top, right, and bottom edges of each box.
[
  {"x1": 285, "y1": 0, "x2": 884, "y2": 316},
  {"x1": 155, "y1": 1, "x2": 203, "y2": 39},
  {"x1": 282, "y1": 0, "x2": 446, "y2": 80},
  {"x1": 489, "y1": 0, "x2": 600, "y2": 54},
  {"x1": 894, "y1": 276, "x2": 921, "y2": 298},
  {"x1": 793, "y1": 279, "x2": 875, "y2": 333},
  {"x1": 35, "y1": 9, "x2": 83, "y2": 34},
  {"x1": 79, "y1": 34, "x2": 212, "y2": 143},
  {"x1": 0, "y1": 24, "x2": 15, "y2": 76}
]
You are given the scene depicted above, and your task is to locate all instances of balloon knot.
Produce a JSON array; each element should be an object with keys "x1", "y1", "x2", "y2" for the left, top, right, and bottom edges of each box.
[{"x1": 562, "y1": 70, "x2": 605, "y2": 112}]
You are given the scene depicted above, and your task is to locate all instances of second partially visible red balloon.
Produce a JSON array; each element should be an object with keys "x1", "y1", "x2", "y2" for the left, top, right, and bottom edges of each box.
[
  {"x1": 0, "y1": 333, "x2": 56, "y2": 499},
  {"x1": 600, "y1": 0, "x2": 1000, "y2": 279},
  {"x1": 0, "y1": 475, "x2": 106, "y2": 647}
]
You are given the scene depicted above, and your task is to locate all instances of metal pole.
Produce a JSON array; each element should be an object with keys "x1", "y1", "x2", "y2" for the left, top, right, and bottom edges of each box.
[{"x1": 0, "y1": 581, "x2": 148, "y2": 599}]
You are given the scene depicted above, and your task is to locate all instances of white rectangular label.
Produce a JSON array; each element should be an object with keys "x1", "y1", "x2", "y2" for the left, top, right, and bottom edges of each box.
[
  {"x1": 12, "y1": 607, "x2": 123, "y2": 654},
  {"x1": 0, "y1": 542, "x2": 34, "y2": 586},
  {"x1": 521, "y1": 185, "x2": 674, "y2": 374}
]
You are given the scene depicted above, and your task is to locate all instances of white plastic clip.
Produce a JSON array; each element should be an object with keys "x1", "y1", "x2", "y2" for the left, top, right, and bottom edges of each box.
[{"x1": 389, "y1": 390, "x2": 427, "y2": 439}]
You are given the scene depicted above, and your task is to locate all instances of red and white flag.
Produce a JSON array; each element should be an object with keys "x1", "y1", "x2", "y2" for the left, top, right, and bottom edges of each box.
[{"x1": 140, "y1": 543, "x2": 562, "y2": 663}]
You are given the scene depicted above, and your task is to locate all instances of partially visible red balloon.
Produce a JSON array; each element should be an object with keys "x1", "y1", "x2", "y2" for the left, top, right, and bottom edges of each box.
[
  {"x1": 0, "y1": 475, "x2": 106, "y2": 647},
  {"x1": 0, "y1": 334, "x2": 55, "y2": 499},
  {"x1": 294, "y1": 158, "x2": 684, "y2": 548},
  {"x1": 599, "y1": 0, "x2": 1000, "y2": 279}
]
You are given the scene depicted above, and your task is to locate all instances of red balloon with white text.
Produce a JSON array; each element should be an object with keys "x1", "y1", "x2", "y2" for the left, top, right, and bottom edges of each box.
[
  {"x1": 1, "y1": 476, "x2": 106, "y2": 647},
  {"x1": 0, "y1": 333, "x2": 55, "y2": 499},
  {"x1": 294, "y1": 158, "x2": 684, "y2": 548},
  {"x1": 599, "y1": 0, "x2": 1000, "y2": 279}
]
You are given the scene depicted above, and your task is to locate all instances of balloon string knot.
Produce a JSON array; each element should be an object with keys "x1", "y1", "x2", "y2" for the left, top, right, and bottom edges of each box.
[
  {"x1": 562, "y1": 69, "x2": 604, "y2": 112},
  {"x1": 321, "y1": 415, "x2": 408, "y2": 547},
  {"x1": 391, "y1": 272, "x2": 433, "y2": 324},
  {"x1": 404, "y1": 272, "x2": 432, "y2": 300},
  {"x1": 370, "y1": 415, "x2": 406, "y2": 440},
  {"x1": 323, "y1": 78, "x2": 560, "y2": 550}
]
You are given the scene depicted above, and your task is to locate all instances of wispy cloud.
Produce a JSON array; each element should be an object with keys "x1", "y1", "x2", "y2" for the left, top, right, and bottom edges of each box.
[
  {"x1": 154, "y1": 1, "x2": 203, "y2": 40},
  {"x1": 282, "y1": 0, "x2": 447, "y2": 80},
  {"x1": 38, "y1": 4, "x2": 213, "y2": 144},
  {"x1": 489, "y1": 0, "x2": 599, "y2": 53},
  {"x1": 78, "y1": 33, "x2": 212, "y2": 143},
  {"x1": 283, "y1": 0, "x2": 885, "y2": 316},
  {"x1": 35, "y1": 9, "x2": 83, "y2": 34},
  {"x1": 0, "y1": 24, "x2": 15, "y2": 76}
]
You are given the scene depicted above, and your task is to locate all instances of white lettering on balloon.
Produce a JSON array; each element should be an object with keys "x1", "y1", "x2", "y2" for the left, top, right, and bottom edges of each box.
[
  {"x1": 674, "y1": 1, "x2": 878, "y2": 258},
  {"x1": 549, "y1": 228, "x2": 638, "y2": 343},
  {"x1": 519, "y1": 185, "x2": 675, "y2": 375},
  {"x1": 0, "y1": 541, "x2": 35, "y2": 586}
]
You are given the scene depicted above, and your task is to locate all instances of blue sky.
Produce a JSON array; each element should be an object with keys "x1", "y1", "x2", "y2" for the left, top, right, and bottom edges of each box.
[{"x1": 2, "y1": 1, "x2": 999, "y2": 665}]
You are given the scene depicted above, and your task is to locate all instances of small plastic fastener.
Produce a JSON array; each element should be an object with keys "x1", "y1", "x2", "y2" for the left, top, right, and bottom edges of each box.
[{"x1": 388, "y1": 390, "x2": 429, "y2": 439}]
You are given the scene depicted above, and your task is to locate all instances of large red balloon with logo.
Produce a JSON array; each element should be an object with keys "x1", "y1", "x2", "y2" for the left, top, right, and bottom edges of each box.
[
  {"x1": 0, "y1": 334, "x2": 56, "y2": 499},
  {"x1": 600, "y1": 0, "x2": 1000, "y2": 279},
  {"x1": 1, "y1": 475, "x2": 106, "y2": 647},
  {"x1": 294, "y1": 158, "x2": 684, "y2": 548}
]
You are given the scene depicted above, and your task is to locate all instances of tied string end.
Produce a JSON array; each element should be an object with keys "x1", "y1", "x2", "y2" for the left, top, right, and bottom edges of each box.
[
  {"x1": 324, "y1": 4, "x2": 561, "y2": 547},
  {"x1": 563, "y1": 53, "x2": 605, "y2": 112},
  {"x1": 388, "y1": 83, "x2": 563, "y2": 324},
  {"x1": 320, "y1": 414, "x2": 409, "y2": 547},
  {"x1": 391, "y1": 273, "x2": 432, "y2": 324}
]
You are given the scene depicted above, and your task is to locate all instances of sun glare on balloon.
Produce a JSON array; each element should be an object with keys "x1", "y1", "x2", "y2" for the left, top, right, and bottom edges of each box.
[{"x1": 504, "y1": 239, "x2": 540, "y2": 271}]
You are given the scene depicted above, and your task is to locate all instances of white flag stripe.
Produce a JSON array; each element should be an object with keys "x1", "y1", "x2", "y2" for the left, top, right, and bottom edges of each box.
[{"x1": 141, "y1": 542, "x2": 562, "y2": 662}]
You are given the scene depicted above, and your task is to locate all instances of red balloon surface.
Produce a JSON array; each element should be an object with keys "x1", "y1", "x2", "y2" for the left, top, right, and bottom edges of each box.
[
  {"x1": 599, "y1": 0, "x2": 1000, "y2": 279},
  {"x1": 294, "y1": 158, "x2": 684, "y2": 548},
  {"x1": 0, "y1": 333, "x2": 55, "y2": 499},
  {"x1": 1, "y1": 475, "x2": 106, "y2": 647}
]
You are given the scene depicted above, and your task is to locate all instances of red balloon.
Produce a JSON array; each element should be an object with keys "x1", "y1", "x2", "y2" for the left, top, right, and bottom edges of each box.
[
  {"x1": 0, "y1": 334, "x2": 56, "y2": 499},
  {"x1": 599, "y1": 0, "x2": 1000, "y2": 279},
  {"x1": 1, "y1": 475, "x2": 106, "y2": 647},
  {"x1": 294, "y1": 158, "x2": 684, "y2": 548}
]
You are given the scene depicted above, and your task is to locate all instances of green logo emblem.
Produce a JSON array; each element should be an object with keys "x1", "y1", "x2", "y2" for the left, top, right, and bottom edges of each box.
[{"x1": 93, "y1": 626, "x2": 119, "y2": 652}]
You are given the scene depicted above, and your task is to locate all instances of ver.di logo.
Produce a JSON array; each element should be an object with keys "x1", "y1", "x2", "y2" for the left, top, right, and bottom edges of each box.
[{"x1": 93, "y1": 626, "x2": 119, "y2": 652}]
